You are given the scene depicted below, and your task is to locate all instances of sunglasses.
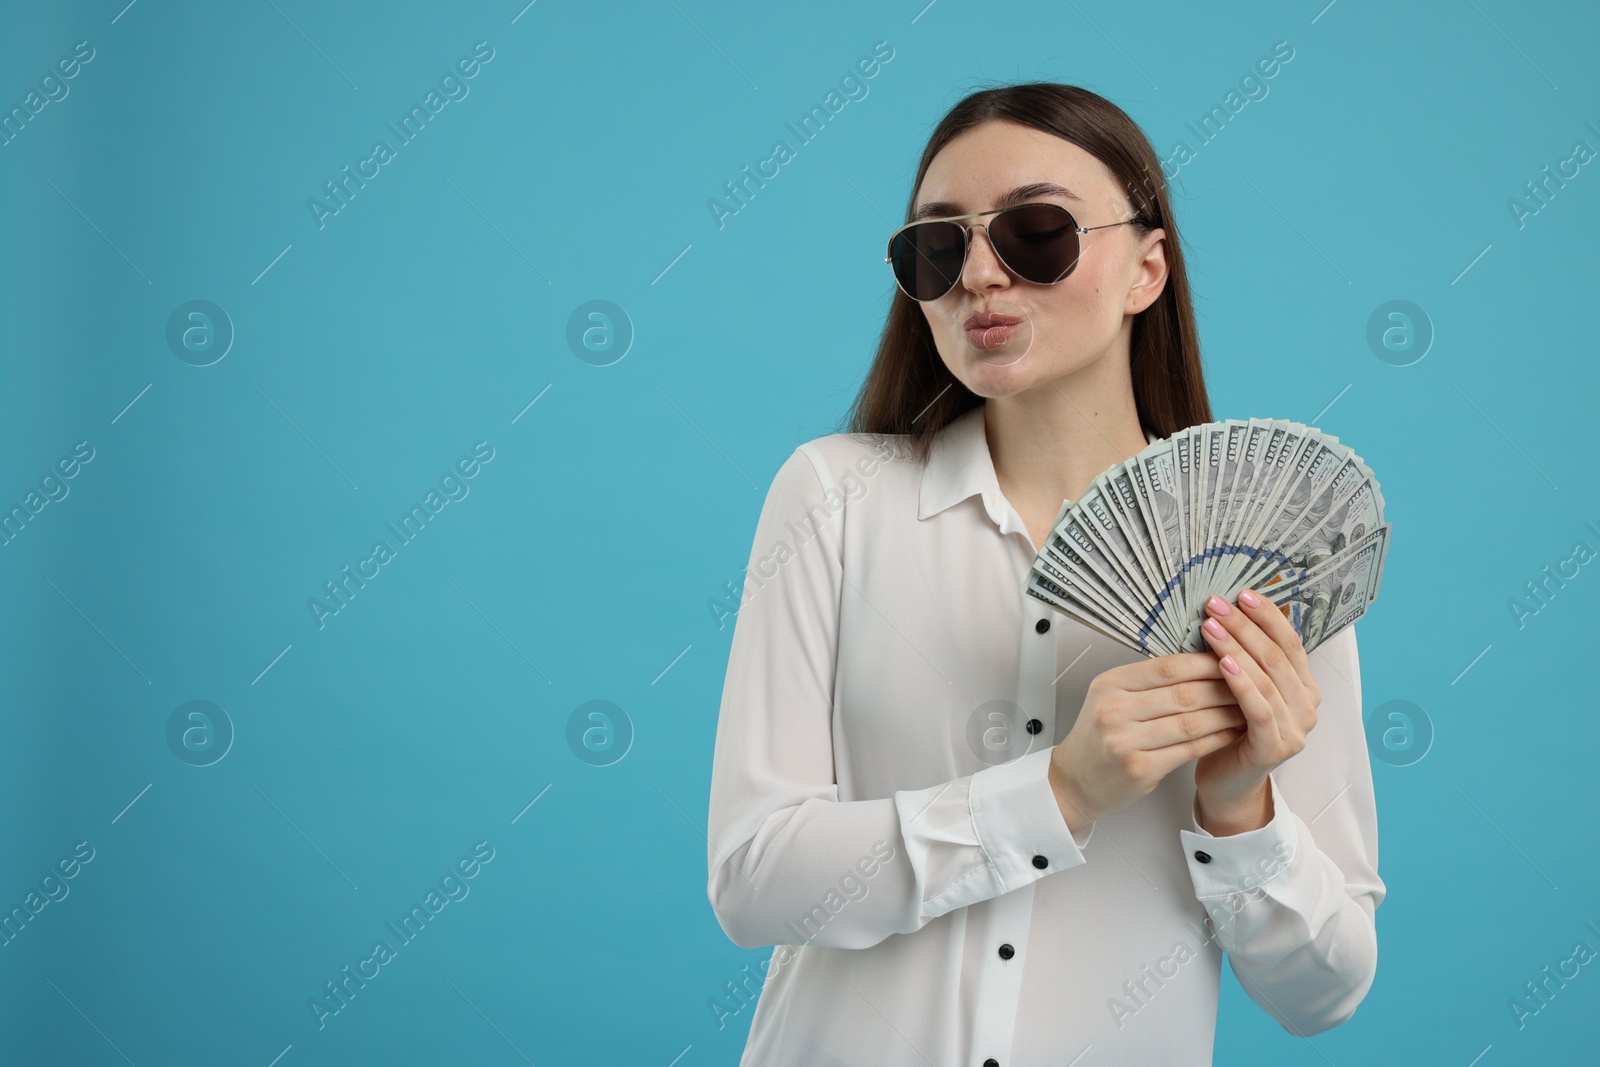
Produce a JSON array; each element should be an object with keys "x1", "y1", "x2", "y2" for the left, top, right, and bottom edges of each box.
[{"x1": 884, "y1": 202, "x2": 1143, "y2": 303}]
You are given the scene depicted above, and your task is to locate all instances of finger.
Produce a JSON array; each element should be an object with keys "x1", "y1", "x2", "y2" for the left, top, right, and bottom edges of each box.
[
  {"x1": 1128, "y1": 679, "x2": 1238, "y2": 722},
  {"x1": 1235, "y1": 586, "x2": 1317, "y2": 690},
  {"x1": 1207, "y1": 638, "x2": 1281, "y2": 751},
  {"x1": 1146, "y1": 721, "x2": 1247, "y2": 773},
  {"x1": 1204, "y1": 594, "x2": 1307, "y2": 710},
  {"x1": 1137, "y1": 704, "x2": 1246, "y2": 751},
  {"x1": 1119, "y1": 651, "x2": 1226, "y2": 692}
]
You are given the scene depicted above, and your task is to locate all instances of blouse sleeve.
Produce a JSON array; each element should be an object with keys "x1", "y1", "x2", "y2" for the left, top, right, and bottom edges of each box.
[
  {"x1": 1175, "y1": 623, "x2": 1386, "y2": 1035},
  {"x1": 706, "y1": 446, "x2": 1094, "y2": 951}
]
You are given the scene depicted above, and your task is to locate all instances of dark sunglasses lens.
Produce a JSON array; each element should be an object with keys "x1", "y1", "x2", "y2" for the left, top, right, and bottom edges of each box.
[
  {"x1": 890, "y1": 221, "x2": 965, "y2": 301},
  {"x1": 990, "y1": 204, "x2": 1080, "y2": 284}
]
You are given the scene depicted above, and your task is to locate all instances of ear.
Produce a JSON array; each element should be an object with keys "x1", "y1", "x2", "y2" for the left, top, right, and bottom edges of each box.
[{"x1": 1126, "y1": 228, "x2": 1169, "y2": 315}]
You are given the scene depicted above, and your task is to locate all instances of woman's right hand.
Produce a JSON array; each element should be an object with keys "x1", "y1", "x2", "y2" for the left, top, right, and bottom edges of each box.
[{"x1": 1047, "y1": 653, "x2": 1245, "y2": 834}]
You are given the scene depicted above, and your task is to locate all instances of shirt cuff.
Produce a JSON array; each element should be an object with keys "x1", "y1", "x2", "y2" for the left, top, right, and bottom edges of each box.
[
  {"x1": 970, "y1": 747, "x2": 1089, "y2": 893},
  {"x1": 1177, "y1": 774, "x2": 1299, "y2": 900}
]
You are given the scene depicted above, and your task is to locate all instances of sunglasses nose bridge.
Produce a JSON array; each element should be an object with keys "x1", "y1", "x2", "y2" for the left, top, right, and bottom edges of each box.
[{"x1": 960, "y1": 221, "x2": 1011, "y2": 286}]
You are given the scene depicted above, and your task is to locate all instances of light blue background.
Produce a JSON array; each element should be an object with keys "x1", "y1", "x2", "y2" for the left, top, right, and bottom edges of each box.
[{"x1": 2, "y1": 1, "x2": 1597, "y2": 1063}]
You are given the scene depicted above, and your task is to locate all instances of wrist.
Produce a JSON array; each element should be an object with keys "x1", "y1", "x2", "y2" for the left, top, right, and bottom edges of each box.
[
  {"x1": 1196, "y1": 776, "x2": 1272, "y2": 836},
  {"x1": 1047, "y1": 760, "x2": 1094, "y2": 836}
]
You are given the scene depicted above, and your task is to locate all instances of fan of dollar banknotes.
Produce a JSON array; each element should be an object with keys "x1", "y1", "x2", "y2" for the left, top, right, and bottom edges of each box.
[{"x1": 1023, "y1": 418, "x2": 1390, "y2": 657}]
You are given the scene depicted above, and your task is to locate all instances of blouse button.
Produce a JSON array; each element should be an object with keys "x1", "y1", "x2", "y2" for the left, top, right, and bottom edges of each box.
[
  {"x1": 984, "y1": 1060, "x2": 1000, "y2": 1067},
  {"x1": 1032, "y1": 855, "x2": 1048, "y2": 869},
  {"x1": 1194, "y1": 850, "x2": 1212, "y2": 864},
  {"x1": 1035, "y1": 618, "x2": 1051, "y2": 634},
  {"x1": 998, "y1": 943, "x2": 1015, "y2": 959},
  {"x1": 1025, "y1": 718, "x2": 1043, "y2": 735}
]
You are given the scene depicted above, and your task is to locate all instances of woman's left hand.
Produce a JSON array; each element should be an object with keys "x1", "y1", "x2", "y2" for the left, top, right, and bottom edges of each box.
[{"x1": 1192, "y1": 586, "x2": 1324, "y2": 833}]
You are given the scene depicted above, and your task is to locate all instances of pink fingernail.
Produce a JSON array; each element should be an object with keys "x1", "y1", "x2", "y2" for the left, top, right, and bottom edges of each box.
[
  {"x1": 1239, "y1": 588, "x2": 1261, "y2": 608},
  {"x1": 1203, "y1": 618, "x2": 1226, "y2": 640},
  {"x1": 1220, "y1": 655, "x2": 1241, "y2": 675},
  {"x1": 1206, "y1": 595, "x2": 1231, "y2": 615}
]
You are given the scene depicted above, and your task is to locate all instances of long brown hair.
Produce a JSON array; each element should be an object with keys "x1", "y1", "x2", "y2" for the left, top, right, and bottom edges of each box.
[{"x1": 844, "y1": 82, "x2": 1211, "y2": 464}]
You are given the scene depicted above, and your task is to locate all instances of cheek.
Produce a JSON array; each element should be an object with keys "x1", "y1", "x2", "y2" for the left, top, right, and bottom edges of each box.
[
  {"x1": 1040, "y1": 273, "x2": 1111, "y2": 326},
  {"x1": 1077, "y1": 262, "x2": 1117, "y2": 299},
  {"x1": 1080, "y1": 266, "x2": 1131, "y2": 323},
  {"x1": 926, "y1": 303, "x2": 965, "y2": 352},
  {"x1": 1030, "y1": 281, "x2": 1125, "y2": 361}
]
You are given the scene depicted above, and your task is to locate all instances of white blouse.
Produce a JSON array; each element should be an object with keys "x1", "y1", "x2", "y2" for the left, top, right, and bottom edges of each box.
[{"x1": 706, "y1": 401, "x2": 1384, "y2": 1067}]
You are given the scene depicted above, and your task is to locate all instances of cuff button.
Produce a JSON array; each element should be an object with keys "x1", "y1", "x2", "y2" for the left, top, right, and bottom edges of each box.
[{"x1": 1032, "y1": 854, "x2": 1048, "y2": 869}]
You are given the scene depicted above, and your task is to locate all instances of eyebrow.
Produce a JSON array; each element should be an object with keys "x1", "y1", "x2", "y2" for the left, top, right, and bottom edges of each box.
[{"x1": 911, "y1": 181, "x2": 1082, "y2": 222}]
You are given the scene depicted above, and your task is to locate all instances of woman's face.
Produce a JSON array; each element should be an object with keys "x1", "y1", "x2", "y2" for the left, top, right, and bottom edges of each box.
[{"x1": 911, "y1": 120, "x2": 1167, "y2": 399}]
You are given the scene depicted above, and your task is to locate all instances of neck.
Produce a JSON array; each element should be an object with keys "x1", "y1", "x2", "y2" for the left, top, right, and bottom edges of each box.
[{"x1": 983, "y1": 352, "x2": 1148, "y2": 515}]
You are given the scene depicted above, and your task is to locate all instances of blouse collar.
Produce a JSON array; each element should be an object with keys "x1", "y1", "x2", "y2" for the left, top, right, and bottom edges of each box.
[{"x1": 917, "y1": 401, "x2": 1163, "y2": 531}]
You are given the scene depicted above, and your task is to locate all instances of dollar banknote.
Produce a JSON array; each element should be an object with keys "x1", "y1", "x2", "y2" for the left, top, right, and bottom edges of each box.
[{"x1": 1023, "y1": 418, "x2": 1390, "y2": 657}]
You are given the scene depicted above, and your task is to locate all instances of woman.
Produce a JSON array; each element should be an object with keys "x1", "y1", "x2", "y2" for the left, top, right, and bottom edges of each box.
[{"x1": 706, "y1": 82, "x2": 1383, "y2": 1067}]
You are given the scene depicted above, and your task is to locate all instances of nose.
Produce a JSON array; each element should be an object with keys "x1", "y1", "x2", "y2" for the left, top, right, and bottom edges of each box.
[{"x1": 959, "y1": 223, "x2": 1011, "y2": 295}]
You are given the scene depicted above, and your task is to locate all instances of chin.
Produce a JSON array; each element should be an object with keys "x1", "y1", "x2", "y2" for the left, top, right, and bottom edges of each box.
[{"x1": 949, "y1": 352, "x2": 1037, "y2": 398}]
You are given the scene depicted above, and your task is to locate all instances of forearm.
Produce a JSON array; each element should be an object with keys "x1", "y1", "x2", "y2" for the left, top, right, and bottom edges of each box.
[
  {"x1": 1216, "y1": 854, "x2": 1379, "y2": 1034},
  {"x1": 710, "y1": 749, "x2": 1093, "y2": 950},
  {"x1": 1180, "y1": 776, "x2": 1380, "y2": 1035}
]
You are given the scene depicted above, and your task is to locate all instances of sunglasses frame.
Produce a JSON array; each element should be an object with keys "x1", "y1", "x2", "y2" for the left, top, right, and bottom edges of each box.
[{"x1": 884, "y1": 202, "x2": 1144, "y2": 303}]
